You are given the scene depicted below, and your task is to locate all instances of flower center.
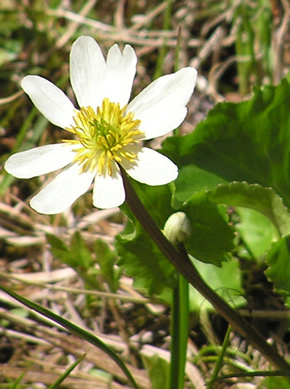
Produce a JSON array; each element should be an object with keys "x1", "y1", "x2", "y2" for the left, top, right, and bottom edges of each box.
[{"x1": 64, "y1": 98, "x2": 143, "y2": 176}]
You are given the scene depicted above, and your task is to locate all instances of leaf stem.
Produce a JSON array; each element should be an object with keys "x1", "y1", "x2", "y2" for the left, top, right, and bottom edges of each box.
[
  {"x1": 121, "y1": 168, "x2": 290, "y2": 373},
  {"x1": 206, "y1": 325, "x2": 232, "y2": 388},
  {"x1": 169, "y1": 272, "x2": 189, "y2": 389}
]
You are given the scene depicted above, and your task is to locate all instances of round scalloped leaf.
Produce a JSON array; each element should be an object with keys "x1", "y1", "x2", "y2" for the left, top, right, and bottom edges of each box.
[
  {"x1": 207, "y1": 182, "x2": 290, "y2": 236},
  {"x1": 163, "y1": 75, "x2": 290, "y2": 208}
]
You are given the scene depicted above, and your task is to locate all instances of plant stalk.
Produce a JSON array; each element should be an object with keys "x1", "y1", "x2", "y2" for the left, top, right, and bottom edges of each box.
[{"x1": 169, "y1": 273, "x2": 189, "y2": 389}]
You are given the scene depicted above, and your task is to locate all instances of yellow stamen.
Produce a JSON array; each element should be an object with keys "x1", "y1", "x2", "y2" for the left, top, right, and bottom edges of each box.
[{"x1": 64, "y1": 98, "x2": 143, "y2": 176}]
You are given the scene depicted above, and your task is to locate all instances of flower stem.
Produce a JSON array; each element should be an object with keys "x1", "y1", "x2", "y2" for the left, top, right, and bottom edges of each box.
[
  {"x1": 121, "y1": 168, "x2": 290, "y2": 373},
  {"x1": 170, "y1": 272, "x2": 189, "y2": 389}
]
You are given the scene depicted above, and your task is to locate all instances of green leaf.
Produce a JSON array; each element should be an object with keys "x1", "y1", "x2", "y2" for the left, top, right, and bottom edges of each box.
[
  {"x1": 265, "y1": 235, "x2": 290, "y2": 297},
  {"x1": 236, "y1": 207, "x2": 279, "y2": 260},
  {"x1": 128, "y1": 180, "x2": 175, "y2": 228},
  {"x1": 46, "y1": 232, "x2": 100, "y2": 290},
  {"x1": 94, "y1": 239, "x2": 120, "y2": 293},
  {"x1": 46, "y1": 232, "x2": 93, "y2": 269},
  {"x1": 173, "y1": 165, "x2": 227, "y2": 203},
  {"x1": 207, "y1": 182, "x2": 290, "y2": 236},
  {"x1": 188, "y1": 257, "x2": 245, "y2": 312},
  {"x1": 141, "y1": 353, "x2": 170, "y2": 389},
  {"x1": 116, "y1": 180, "x2": 177, "y2": 295},
  {"x1": 163, "y1": 75, "x2": 290, "y2": 207},
  {"x1": 117, "y1": 181, "x2": 234, "y2": 293},
  {"x1": 182, "y1": 193, "x2": 235, "y2": 266},
  {"x1": 8, "y1": 372, "x2": 25, "y2": 389},
  {"x1": 116, "y1": 228, "x2": 176, "y2": 295},
  {"x1": 48, "y1": 354, "x2": 86, "y2": 389},
  {"x1": 261, "y1": 376, "x2": 290, "y2": 388}
]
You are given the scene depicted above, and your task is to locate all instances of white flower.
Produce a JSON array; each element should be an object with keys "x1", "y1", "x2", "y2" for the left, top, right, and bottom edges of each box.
[{"x1": 5, "y1": 36, "x2": 197, "y2": 214}]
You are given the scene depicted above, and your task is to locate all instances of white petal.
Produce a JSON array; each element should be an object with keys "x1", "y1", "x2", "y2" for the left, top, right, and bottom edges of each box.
[
  {"x1": 93, "y1": 167, "x2": 125, "y2": 209},
  {"x1": 30, "y1": 163, "x2": 95, "y2": 214},
  {"x1": 138, "y1": 105, "x2": 187, "y2": 140},
  {"x1": 5, "y1": 144, "x2": 77, "y2": 178},
  {"x1": 101, "y1": 44, "x2": 137, "y2": 106},
  {"x1": 21, "y1": 76, "x2": 75, "y2": 129},
  {"x1": 124, "y1": 148, "x2": 178, "y2": 185},
  {"x1": 127, "y1": 67, "x2": 197, "y2": 139},
  {"x1": 70, "y1": 36, "x2": 106, "y2": 108}
]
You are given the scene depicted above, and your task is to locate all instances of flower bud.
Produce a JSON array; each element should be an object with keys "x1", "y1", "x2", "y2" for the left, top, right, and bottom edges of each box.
[{"x1": 163, "y1": 212, "x2": 191, "y2": 245}]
